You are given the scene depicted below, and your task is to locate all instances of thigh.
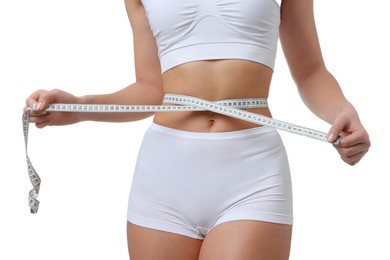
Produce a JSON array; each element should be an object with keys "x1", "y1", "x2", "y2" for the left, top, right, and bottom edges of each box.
[
  {"x1": 199, "y1": 220, "x2": 292, "y2": 260},
  {"x1": 127, "y1": 222, "x2": 203, "y2": 260}
]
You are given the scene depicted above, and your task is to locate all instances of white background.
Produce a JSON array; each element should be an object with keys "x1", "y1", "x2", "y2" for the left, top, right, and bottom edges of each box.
[{"x1": 1, "y1": 0, "x2": 389, "y2": 259}]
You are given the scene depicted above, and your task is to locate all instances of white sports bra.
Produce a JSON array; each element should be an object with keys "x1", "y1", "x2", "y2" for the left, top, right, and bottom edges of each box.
[{"x1": 141, "y1": 0, "x2": 281, "y2": 73}]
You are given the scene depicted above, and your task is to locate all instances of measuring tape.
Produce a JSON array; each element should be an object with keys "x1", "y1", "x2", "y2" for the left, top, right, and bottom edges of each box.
[{"x1": 23, "y1": 93, "x2": 340, "y2": 213}]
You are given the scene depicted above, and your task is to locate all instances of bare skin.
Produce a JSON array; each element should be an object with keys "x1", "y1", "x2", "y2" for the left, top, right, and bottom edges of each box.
[
  {"x1": 155, "y1": 60, "x2": 274, "y2": 132},
  {"x1": 127, "y1": 220, "x2": 292, "y2": 260},
  {"x1": 25, "y1": 0, "x2": 371, "y2": 259}
]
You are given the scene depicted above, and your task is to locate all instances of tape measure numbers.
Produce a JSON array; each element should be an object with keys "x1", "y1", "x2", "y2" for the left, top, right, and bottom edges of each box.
[{"x1": 23, "y1": 94, "x2": 340, "y2": 213}]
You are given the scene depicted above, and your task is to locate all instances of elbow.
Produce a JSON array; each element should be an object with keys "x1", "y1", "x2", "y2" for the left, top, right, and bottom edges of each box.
[
  {"x1": 149, "y1": 82, "x2": 165, "y2": 105},
  {"x1": 137, "y1": 76, "x2": 165, "y2": 105},
  {"x1": 143, "y1": 82, "x2": 164, "y2": 105},
  {"x1": 153, "y1": 86, "x2": 165, "y2": 104}
]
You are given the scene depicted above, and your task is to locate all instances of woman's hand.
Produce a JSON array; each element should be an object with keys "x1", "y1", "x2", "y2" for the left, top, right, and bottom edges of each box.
[
  {"x1": 327, "y1": 103, "x2": 371, "y2": 166},
  {"x1": 24, "y1": 89, "x2": 82, "y2": 128}
]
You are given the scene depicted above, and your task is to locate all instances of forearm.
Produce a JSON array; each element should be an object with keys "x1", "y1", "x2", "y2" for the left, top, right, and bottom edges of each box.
[
  {"x1": 279, "y1": 0, "x2": 370, "y2": 164},
  {"x1": 77, "y1": 82, "x2": 164, "y2": 122},
  {"x1": 296, "y1": 66, "x2": 350, "y2": 125}
]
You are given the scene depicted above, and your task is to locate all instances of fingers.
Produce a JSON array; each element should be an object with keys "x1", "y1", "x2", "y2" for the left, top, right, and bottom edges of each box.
[
  {"x1": 24, "y1": 90, "x2": 52, "y2": 129},
  {"x1": 28, "y1": 111, "x2": 52, "y2": 123},
  {"x1": 25, "y1": 89, "x2": 46, "y2": 110},
  {"x1": 24, "y1": 90, "x2": 53, "y2": 129},
  {"x1": 26, "y1": 109, "x2": 53, "y2": 128},
  {"x1": 333, "y1": 129, "x2": 370, "y2": 166},
  {"x1": 35, "y1": 117, "x2": 54, "y2": 129},
  {"x1": 335, "y1": 143, "x2": 369, "y2": 166},
  {"x1": 24, "y1": 89, "x2": 80, "y2": 128},
  {"x1": 337, "y1": 149, "x2": 368, "y2": 166},
  {"x1": 327, "y1": 102, "x2": 371, "y2": 165},
  {"x1": 25, "y1": 89, "x2": 61, "y2": 112}
]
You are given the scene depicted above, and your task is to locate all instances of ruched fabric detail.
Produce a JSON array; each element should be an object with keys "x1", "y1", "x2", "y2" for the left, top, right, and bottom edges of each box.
[{"x1": 141, "y1": 0, "x2": 280, "y2": 73}]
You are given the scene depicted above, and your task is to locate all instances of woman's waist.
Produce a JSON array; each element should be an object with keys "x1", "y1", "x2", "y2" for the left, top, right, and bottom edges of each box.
[
  {"x1": 153, "y1": 93, "x2": 272, "y2": 133},
  {"x1": 161, "y1": 82, "x2": 270, "y2": 102},
  {"x1": 158, "y1": 61, "x2": 273, "y2": 132}
]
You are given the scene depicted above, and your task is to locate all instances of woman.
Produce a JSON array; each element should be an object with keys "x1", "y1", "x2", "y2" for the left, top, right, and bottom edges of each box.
[{"x1": 25, "y1": 0, "x2": 370, "y2": 259}]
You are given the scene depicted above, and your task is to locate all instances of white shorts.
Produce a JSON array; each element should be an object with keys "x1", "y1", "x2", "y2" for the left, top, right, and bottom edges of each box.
[{"x1": 127, "y1": 123, "x2": 293, "y2": 240}]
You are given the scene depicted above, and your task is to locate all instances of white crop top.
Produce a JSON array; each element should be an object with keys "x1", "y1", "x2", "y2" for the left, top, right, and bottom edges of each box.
[{"x1": 141, "y1": 0, "x2": 281, "y2": 73}]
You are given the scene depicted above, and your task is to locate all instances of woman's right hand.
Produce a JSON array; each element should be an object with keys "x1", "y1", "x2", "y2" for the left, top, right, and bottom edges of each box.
[{"x1": 24, "y1": 89, "x2": 82, "y2": 128}]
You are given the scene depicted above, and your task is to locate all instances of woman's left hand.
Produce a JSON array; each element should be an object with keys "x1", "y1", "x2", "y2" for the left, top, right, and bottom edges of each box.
[{"x1": 327, "y1": 103, "x2": 371, "y2": 166}]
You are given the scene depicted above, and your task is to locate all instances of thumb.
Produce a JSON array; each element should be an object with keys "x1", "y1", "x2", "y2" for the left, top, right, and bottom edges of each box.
[
  {"x1": 25, "y1": 89, "x2": 46, "y2": 111},
  {"x1": 36, "y1": 91, "x2": 50, "y2": 111},
  {"x1": 327, "y1": 115, "x2": 347, "y2": 144},
  {"x1": 36, "y1": 89, "x2": 59, "y2": 111}
]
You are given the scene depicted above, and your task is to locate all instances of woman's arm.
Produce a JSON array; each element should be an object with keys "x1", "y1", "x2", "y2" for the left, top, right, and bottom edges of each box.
[
  {"x1": 279, "y1": 0, "x2": 370, "y2": 165},
  {"x1": 77, "y1": 0, "x2": 164, "y2": 122},
  {"x1": 27, "y1": 0, "x2": 164, "y2": 125}
]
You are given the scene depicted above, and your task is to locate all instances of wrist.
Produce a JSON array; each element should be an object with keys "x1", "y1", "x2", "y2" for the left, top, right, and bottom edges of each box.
[
  {"x1": 75, "y1": 95, "x2": 90, "y2": 122},
  {"x1": 78, "y1": 94, "x2": 92, "y2": 104}
]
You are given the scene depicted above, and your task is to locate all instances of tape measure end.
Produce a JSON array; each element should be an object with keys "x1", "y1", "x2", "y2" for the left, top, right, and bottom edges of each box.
[{"x1": 333, "y1": 136, "x2": 342, "y2": 145}]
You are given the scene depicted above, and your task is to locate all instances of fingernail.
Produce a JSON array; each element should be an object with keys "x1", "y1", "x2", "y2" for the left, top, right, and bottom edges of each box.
[
  {"x1": 37, "y1": 102, "x2": 43, "y2": 110},
  {"x1": 327, "y1": 133, "x2": 335, "y2": 142}
]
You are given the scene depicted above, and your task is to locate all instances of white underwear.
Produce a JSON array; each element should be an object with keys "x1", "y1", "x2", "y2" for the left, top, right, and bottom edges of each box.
[{"x1": 127, "y1": 123, "x2": 293, "y2": 240}]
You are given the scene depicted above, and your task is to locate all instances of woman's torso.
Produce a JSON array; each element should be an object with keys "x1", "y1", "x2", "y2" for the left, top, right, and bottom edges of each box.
[
  {"x1": 153, "y1": 60, "x2": 274, "y2": 132},
  {"x1": 141, "y1": 0, "x2": 280, "y2": 132}
]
